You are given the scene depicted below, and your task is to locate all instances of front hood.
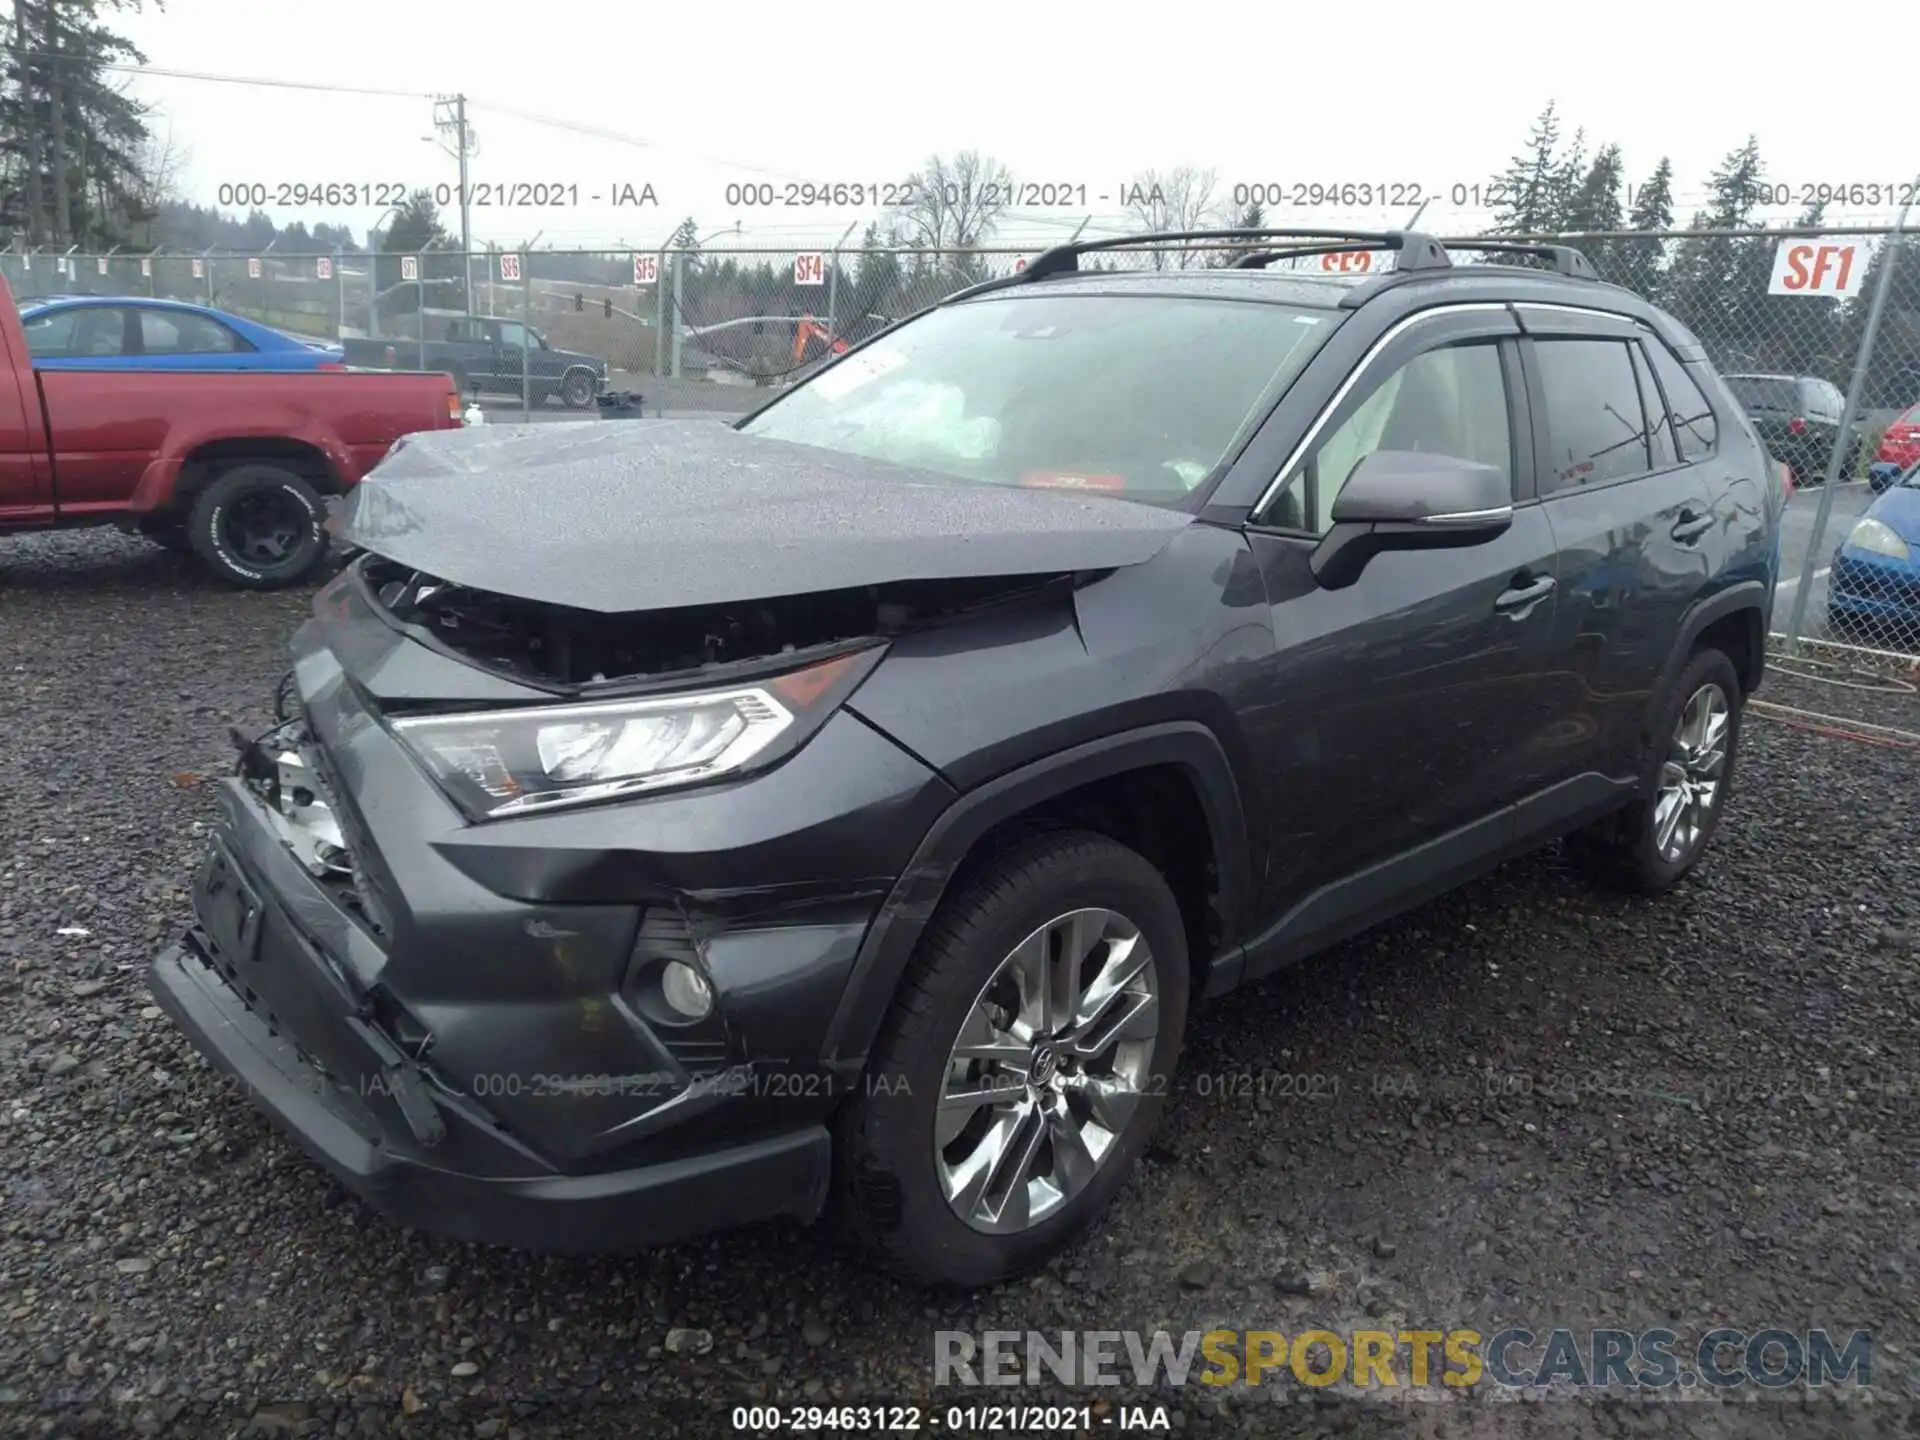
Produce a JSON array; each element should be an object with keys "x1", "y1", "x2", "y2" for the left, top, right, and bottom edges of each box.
[{"x1": 336, "y1": 419, "x2": 1194, "y2": 613}]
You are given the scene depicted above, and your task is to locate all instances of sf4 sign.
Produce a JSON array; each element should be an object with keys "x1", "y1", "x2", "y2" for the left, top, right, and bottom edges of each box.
[
  {"x1": 499, "y1": 252, "x2": 521, "y2": 282},
  {"x1": 1321, "y1": 250, "x2": 1374, "y2": 274},
  {"x1": 1770, "y1": 236, "x2": 1877, "y2": 298},
  {"x1": 400, "y1": 255, "x2": 419, "y2": 281},
  {"x1": 633, "y1": 253, "x2": 658, "y2": 285},
  {"x1": 794, "y1": 252, "x2": 826, "y2": 286}
]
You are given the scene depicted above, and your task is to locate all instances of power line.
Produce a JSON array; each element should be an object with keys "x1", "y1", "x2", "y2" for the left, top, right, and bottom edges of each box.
[{"x1": 18, "y1": 53, "x2": 436, "y2": 100}]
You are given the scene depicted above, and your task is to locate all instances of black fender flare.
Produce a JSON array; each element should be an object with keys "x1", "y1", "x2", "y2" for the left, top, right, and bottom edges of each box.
[
  {"x1": 817, "y1": 721, "x2": 1254, "y2": 1075},
  {"x1": 1644, "y1": 579, "x2": 1770, "y2": 746}
]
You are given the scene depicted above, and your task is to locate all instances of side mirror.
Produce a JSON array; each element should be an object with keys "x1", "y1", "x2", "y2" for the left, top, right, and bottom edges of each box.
[
  {"x1": 1309, "y1": 449, "x2": 1514, "y2": 590},
  {"x1": 1867, "y1": 461, "x2": 1901, "y2": 494}
]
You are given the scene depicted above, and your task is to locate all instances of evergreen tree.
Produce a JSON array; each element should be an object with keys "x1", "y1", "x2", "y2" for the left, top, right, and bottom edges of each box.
[
  {"x1": 1667, "y1": 139, "x2": 1771, "y2": 363},
  {"x1": 1618, "y1": 156, "x2": 1674, "y2": 300},
  {"x1": 1562, "y1": 143, "x2": 1624, "y2": 279},
  {"x1": 0, "y1": 0, "x2": 154, "y2": 246},
  {"x1": 1487, "y1": 101, "x2": 1565, "y2": 235}
]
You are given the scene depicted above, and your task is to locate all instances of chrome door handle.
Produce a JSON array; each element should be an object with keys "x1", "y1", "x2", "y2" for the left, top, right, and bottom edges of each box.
[{"x1": 1495, "y1": 576, "x2": 1556, "y2": 613}]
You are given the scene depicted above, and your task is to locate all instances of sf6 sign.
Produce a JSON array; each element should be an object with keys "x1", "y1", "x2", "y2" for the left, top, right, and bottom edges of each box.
[{"x1": 1769, "y1": 236, "x2": 1877, "y2": 299}]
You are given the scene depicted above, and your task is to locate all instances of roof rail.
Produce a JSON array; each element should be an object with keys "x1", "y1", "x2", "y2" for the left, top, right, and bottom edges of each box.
[
  {"x1": 1445, "y1": 239, "x2": 1600, "y2": 279},
  {"x1": 1017, "y1": 228, "x2": 1454, "y2": 280},
  {"x1": 1226, "y1": 239, "x2": 1450, "y2": 271}
]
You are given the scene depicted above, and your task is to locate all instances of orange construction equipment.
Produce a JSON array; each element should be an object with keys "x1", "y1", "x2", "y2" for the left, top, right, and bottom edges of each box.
[{"x1": 792, "y1": 315, "x2": 849, "y2": 364}]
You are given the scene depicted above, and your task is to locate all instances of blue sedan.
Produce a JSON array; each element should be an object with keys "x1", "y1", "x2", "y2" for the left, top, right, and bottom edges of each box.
[
  {"x1": 1827, "y1": 459, "x2": 1920, "y2": 641},
  {"x1": 17, "y1": 294, "x2": 346, "y2": 371}
]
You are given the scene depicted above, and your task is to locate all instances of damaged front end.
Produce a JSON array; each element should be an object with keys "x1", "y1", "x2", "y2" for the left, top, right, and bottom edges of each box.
[{"x1": 356, "y1": 552, "x2": 1074, "y2": 693}]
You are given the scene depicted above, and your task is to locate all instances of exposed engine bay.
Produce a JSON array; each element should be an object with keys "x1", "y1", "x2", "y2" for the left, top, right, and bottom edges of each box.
[{"x1": 359, "y1": 554, "x2": 1075, "y2": 689}]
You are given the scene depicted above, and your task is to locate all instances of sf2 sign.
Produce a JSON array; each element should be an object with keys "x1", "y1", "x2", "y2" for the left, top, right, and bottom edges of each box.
[
  {"x1": 1322, "y1": 250, "x2": 1374, "y2": 274},
  {"x1": 1770, "y1": 236, "x2": 1877, "y2": 299}
]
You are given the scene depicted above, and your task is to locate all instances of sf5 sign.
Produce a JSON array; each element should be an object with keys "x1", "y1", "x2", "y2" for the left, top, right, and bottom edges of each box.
[{"x1": 1769, "y1": 236, "x2": 1878, "y2": 299}]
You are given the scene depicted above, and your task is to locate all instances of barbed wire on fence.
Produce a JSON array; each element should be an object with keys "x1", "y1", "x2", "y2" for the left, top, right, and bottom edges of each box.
[{"x1": 3, "y1": 222, "x2": 1917, "y2": 661}]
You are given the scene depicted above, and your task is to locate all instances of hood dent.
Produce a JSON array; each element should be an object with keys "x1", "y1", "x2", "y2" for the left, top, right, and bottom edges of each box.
[{"x1": 338, "y1": 420, "x2": 1194, "y2": 614}]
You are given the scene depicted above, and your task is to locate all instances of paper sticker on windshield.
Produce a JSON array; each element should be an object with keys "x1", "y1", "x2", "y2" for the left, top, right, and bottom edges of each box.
[{"x1": 811, "y1": 346, "x2": 908, "y2": 400}]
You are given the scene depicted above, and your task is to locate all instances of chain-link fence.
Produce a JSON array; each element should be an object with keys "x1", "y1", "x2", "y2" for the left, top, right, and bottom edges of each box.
[{"x1": 5, "y1": 224, "x2": 1918, "y2": 660}]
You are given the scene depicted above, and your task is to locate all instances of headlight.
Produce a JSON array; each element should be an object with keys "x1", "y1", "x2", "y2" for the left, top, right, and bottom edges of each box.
[
  {"x1": 390, "y1": 648, "x2": 879, "y2": 819},
  {"x1": 1846, "y1": 518, "x2": 1911, "y2": 562}
]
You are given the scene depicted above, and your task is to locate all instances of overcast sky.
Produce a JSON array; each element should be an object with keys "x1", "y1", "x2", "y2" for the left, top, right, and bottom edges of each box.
[{"x1": 119, "y1": 0, "x2": 1918, "y2": 255}]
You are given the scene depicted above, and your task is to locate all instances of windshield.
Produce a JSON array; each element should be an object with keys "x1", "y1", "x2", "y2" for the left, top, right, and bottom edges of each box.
[
  {"x1": 739, "y1": 292, "x2": 1339, "y2": 505},
  {"x1": 1725, "y1": 377, "x2": 1798, "y2": 413}
]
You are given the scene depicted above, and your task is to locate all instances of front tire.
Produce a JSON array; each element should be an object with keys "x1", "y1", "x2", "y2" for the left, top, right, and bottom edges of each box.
[
  {"x1": 560, "y1": 369, "x2": 597, "y2": 408},
  {"x1": 1567, "y1": 648, "x2": 1743, "y2": 894},
  {"x1": 837, "y1": 830, "x2": 1189, "y2": 1289},
  {"x1": 186, "y1": 464, "x2": 330, "y2": 591}
]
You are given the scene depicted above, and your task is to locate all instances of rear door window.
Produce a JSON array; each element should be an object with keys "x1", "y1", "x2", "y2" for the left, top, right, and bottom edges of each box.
[
  {"x1": 139, "y1": 310, "x2": 248, "y2": 354},
  {"x1": 1531, "y1": 338, "x2": 1654, "y2": 492}
]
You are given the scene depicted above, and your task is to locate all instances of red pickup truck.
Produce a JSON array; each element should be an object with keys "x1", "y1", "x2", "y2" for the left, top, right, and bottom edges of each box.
[{"x1": 0, "y1": 273, "x2": 463, "y2": 588}]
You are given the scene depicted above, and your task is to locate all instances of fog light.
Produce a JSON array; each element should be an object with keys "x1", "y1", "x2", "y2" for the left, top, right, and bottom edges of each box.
[{"x1": 660, "y1": 961, "x2": 713, "y2": 1020}]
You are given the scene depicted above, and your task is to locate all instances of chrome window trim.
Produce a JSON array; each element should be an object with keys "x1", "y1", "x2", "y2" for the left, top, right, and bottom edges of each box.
[{"x1": 1250, "y1": 302, "x2": 1511, "y2": 520}]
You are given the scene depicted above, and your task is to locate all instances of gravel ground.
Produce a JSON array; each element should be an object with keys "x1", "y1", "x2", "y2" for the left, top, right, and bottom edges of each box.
[{"x1": 3, "y1": 530, "x2": 1917, "y2": 1440}]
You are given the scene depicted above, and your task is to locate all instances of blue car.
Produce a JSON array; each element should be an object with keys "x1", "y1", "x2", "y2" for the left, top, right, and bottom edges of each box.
[
  {"x1": 17, "y1": 294, "x2": 346, "y2": 371},
  {"x1": 1828, "y1": 459, "x2": 1920, "y2": 639}
]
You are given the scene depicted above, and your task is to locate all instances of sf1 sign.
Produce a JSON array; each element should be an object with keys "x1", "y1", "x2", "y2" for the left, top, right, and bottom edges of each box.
[
  {"x1": 794, "y1": 252, "x2": 825, "y2": 286},
  {"x1": 1770, "y1": 236, "x2": 1876, "y2": 299},
  {"x1": 633, "y1": 253, "x2": 658, "y2": 285}
]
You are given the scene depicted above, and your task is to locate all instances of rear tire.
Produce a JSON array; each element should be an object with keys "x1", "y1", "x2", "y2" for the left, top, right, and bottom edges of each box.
[
  {"x1": 836, "y1": 829, "x2": 1189, "y2": 1289},
  {"x1": 1567, "y1": 648, "x2": 1743, "y2": 894},
  {"x1": 186, "y1": 464, "x2": 330, "y2": 591}
]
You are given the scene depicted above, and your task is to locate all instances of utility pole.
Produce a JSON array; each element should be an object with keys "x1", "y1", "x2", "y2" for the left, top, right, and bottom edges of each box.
[{"x1": 433, "y1": 94, "x2": 477, "y2": 314}]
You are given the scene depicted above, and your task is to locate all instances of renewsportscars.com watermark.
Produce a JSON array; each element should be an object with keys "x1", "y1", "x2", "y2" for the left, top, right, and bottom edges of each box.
[{"x1": 935, "y1": 1327, "x2": 1874, "y2": 1392}]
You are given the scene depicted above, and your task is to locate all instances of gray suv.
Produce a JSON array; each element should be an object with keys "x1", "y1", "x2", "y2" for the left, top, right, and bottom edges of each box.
[{"x1": 150, "y1": 228, "x2": 1783, "y2": 1289}]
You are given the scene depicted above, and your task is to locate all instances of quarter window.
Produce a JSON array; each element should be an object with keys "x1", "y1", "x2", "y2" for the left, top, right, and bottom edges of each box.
[
  {"x1": 1645, "y1": 343, "x2": 1717, "y2": 460},
  {"x1": 1630, "y1": 344, "x2": 1678, "y2": 469}
]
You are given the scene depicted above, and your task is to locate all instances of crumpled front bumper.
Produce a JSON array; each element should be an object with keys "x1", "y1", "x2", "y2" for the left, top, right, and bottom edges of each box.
[{"x1": 148, "y1": 925, "x2": 831, "y2": 1253}]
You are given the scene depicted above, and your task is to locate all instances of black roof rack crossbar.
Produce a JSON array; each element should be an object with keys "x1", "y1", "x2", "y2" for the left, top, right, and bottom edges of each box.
[
  {"x1": 1446, "y1": 239, "x2": 1599, "y2": 279},
  {"x1": 1018, "y1": 228, "x2": 1454, "y2": 280},
  {"x1": 1228, "y1": 241, "x2": 1421, "y2": 271}
]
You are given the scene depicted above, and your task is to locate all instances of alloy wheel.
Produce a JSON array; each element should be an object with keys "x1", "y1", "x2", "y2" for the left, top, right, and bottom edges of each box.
[
  {"x1": 934, "y1": 908, "x2": 1159, "y2": 1235},
  {"x1": 1653, "y1": 682, "x2": 1730, "y2": 863}
]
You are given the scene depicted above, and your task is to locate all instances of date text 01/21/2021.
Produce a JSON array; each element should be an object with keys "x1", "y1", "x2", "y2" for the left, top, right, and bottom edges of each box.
[{"x1": 213, "y1": 182, "x2": 658, "y2": 209}]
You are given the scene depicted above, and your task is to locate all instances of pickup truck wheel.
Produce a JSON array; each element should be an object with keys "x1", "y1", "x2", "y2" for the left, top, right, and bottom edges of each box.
[
  {"x1": 560, "y1": 369, "x2": 597, "y2": 408},
  {"x1": 187, "y1": 464, "x2": 329, "y2": 591},
  {"x1": 836, "y1": 829, "x2": 1189, "y2": 1289}
]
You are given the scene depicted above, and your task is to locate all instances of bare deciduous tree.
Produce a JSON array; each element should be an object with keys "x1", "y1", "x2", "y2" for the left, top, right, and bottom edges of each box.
[
  {"x1": 1122, "y1": 166, "x2": 1223, "y2": 268},
  {"x1": 891, "y1": 151, "x2": 1012, "y2": 259}
]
